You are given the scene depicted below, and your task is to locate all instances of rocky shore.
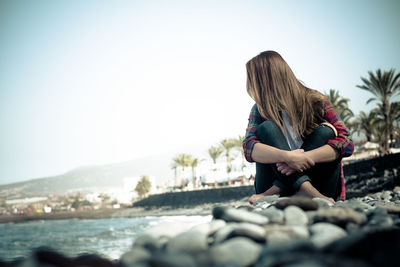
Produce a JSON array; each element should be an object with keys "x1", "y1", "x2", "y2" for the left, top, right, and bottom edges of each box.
[{"x1": 3, "y1": 188, "x2": 400, "y2": 267}]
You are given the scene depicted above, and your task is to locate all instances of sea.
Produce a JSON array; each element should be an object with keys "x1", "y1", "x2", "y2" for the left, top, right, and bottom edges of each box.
[{"x1": 0, "y1": 215, "x2": 212, "y2": 262}]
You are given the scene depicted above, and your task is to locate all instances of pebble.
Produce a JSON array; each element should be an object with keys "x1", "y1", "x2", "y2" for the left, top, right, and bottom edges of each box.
[
  {"x1": 257, "y1": 206, "x2": 285, "y2": 224},
  {"x1": 167, "y1": 230, "x2": 208, "y2": 254},
  {"x1": 275, "y1": 196, "x2": 319, "y2": 211},
  {"x1": 312, "y1": 207, "x2": 367, "y2": 226},
  {"x1": 213, "y1": 206, "x2": 269, "y2": 225},
  {"x1": 210, "y1": 237, "x2": 262, "y2": 266},
  {"x1": 284, "y1": 205, "x2": 309, "y2": 226},
  {"x1": 312, "y1": 197, "x2": 334, "y2": 209},
  {"x1": 120, "y1": 247, "x2": 151, "y2": 267},
  {"x1": 214, "y1": 222, "x2": 267, "y2": 243},
  {"x1": 310, "y1": 222, "x2": 347, "y2": 247}
]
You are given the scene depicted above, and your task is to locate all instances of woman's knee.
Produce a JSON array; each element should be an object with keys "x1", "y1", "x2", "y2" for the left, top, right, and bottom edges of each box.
[
  {"x1": 312, "y1": 124, "x2": 336, "y2": 140},
  {"x1": 256, "y1": 120, "x2": 282, "y2": 142}
]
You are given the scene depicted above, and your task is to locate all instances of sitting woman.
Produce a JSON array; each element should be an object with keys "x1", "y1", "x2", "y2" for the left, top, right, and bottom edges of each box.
[{"x1": 243, "y1": 51, "x2": 354, "y2": 204}]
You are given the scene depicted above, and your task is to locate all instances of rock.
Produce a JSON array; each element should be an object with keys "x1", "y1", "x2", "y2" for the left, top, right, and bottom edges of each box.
[
  {"x1": 120, "y1": 247, "x2": 151, "y2": 267},
  {"x1": 284, "y1": 206, "x2": 309, "y2": 226},
  {"x1": 167, "y1": 230, "x2": 208, "y2": 254},
  {"x1": 210, "y1": 237, "x2": 262, "y2": 266},
  {"x1": 144, "y1": 221, "x2": 190, "y2": 239},
  {"x1": 148, "y1": 251, "x2": 197, "y2": 267},
  {"x1": 254, "y1": 194, "x2": 280, "y2": 207},
  {"x1": 394, "y1": 186, "x2": 400, "y2": 194},
  {"x1": 212, "y1": 206, "x2": 269, "y2": 225},
  {"x1": 254, "y1": 240, "x2": 368, "y2": 267},
  {"x1": 213, "y1": 223, "x2": 267, "y2": 243},
  {"x1": 258, "y1": 206, "x2": 285, "y2": 224},
  {"x1": 133, "y1": 234, "x2": 163, "y2": 251},
  {"x1": 312, "y1": 197, "x2": 334, "y2": 209},
  {"x1": 366, "y1": 207, "x2": 393, "y2": 227},
  {"x1": 376, "y1": 204, "x2": 400, "y2": 214},
  {"x1": 312, "y1": 207, "x2": 367, "y2": 226},
  {"x1": 324, "y1": 228, "x2": 400, "y2": 267},
  {"x1": 310, "y1": 222, "x2": 347, "y2": 247},
  {"x1": 191, "y1": 220, "x2": 226, "y2": 236},
  {"x1": 275, "y1": 196, "x2": 319, "y2": 211},
  {"x1": 265, "y1": 225, "x2": 309, "y2": 244},
  {"x1": 334, "y1": 199, "x2": 373, "y2": 213}
]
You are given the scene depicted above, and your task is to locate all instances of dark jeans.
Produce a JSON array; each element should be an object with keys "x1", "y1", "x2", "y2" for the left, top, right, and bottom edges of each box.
[{"x1": 254, "y1": 121, "x2": 341, "y2": 199}]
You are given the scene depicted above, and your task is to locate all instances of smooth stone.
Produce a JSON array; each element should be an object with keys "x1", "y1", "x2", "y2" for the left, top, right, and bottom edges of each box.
[
  {"x1": 312, "y1": 197, "x2": 334, "y2": 209},
  {"x1": 148, "y1": 251, "x2": 197, "y2": 267},
  {"x1": 334, "y1": 199, "x2": 373, "y2": 213},
  {"x1": 144, "y1": 222, "x2": 191, "y2": 239},
  {"x1": 213, "y1": 206, "x2": 269, "y2": 225},
  {"x1": 210, "y1": 237, "x2": 262, "y2": 266},
  {"x1": 394, "y1": 186, "x2": 400, "y2": 194},
  {"x1": 214, "y1": 223, "x2": 267, "y2": 243},
  {"x1": 366, "y1": 207, "x2": 393, "y2": 227},
  {"x1": 133, "y1": 234, "x2": 163, "y2": 251},
  {"x1": 265, "y1": 225, "x2": 309, "y2": 244},
  {"x1": 191, "y1": 219, "x2": 226, "y2": 236},
  {"x1": 284, "y1": 206, "x2": 309, "y2": 226},
  {"x1": 275, "y1": 196, "x2": 319, "y2": 211},
  {"x1": 312, "y1": 207, "x2": 367, "y2": 226},
  {"x1": 376, "y1": 204, "x2": 400, "y2": 214},
  {"x1": 254, "y1": 194, "x2": 280, "y2": 205},
  {"x1": 167, "y1": 230, "x2": 208, "y2": 254},
  {"x1": 323, "y1": 228, "x2": 400, "y2": 267},
  {"x1": 120, "y1": 247, "x2": 151, "y2": 267},
  {"x1": 258, "y1": 206, "x2": 285, "y2": 224},
  {"x1": 208, "y1": 219, "x2": 227, "y2": 235},
  {"x1": 310, "y1": 222, "x2": 347, "y2": 247}
]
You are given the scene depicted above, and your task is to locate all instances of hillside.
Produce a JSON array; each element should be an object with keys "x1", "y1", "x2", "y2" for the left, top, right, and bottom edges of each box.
[{"x1": 0, "y1": 154, "x2": 173, "y2": 198}]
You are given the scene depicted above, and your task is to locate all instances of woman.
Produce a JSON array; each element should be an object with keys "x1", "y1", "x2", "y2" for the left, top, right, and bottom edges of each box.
[{"x1": 243, "y1": 51, "x2": 354, "y2": 204}]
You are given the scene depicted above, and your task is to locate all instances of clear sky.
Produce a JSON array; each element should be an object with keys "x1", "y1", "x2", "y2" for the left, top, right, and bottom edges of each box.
[{"x1": 1, "y1": 0, "x2": 399, "y2": 185}]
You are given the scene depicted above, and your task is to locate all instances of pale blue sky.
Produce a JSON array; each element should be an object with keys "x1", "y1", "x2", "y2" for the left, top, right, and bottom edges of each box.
[{"x1": 1, "y1": 0, "x2": 399, "y2": 185}]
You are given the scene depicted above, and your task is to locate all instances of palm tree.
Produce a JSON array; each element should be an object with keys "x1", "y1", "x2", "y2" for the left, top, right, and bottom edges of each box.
[
  {"x1": 233, "y1": 135, "x2": 246, "y2": 173},
  {"x1": 208, "y1": 145, "x2": 223, "y2": 187},
  {"x1": 324, "y1": 89, "x2": 354, "y2": 125},
  {"x1": 172, "y1": 154, "x2": 191, "y2": 189},
  {"x1": 353, "y1": 111, "x2": 379, "y2": 142},
  {"x1": 208, "y1": 146, "x2": 223, "y2": 167},
  {"x1": 357, "y1": 69, "x2": 400, "y2": 152},
  {"x1": 374, "y1": 101, "x2": 400, "y2": 148},
  {"x1": 188, "y1": 156, "x2": 199, "y2": 189},
  {"x1": 220, "y1": 138, "x2": 237, "y2": 184}
]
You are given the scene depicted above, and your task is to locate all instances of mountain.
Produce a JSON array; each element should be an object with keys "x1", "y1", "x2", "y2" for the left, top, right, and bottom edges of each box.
[{"x1": 0, "y1": 154, "x2": 175, "y2": 198}]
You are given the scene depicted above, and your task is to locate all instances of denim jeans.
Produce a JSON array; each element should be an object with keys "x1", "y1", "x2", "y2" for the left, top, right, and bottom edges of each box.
[{"x1": 254, "y1": 121, "x2": 341, "y2": 198}]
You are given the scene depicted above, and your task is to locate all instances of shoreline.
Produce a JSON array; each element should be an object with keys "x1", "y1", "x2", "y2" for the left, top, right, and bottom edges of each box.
[{"x1": 0, "y1": 201, "x2": 235, "y2": 224}]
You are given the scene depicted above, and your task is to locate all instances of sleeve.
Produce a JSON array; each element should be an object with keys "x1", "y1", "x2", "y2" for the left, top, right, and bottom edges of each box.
[
  {"x1": 323, "y1": 100, "x2": 354, "y2": 158},
  {"x1": 242, "y1": 104, "x2": 264, "y2": 162}
]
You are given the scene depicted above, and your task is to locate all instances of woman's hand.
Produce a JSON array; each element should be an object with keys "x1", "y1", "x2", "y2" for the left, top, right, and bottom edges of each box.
[
  {"x1": 276, "y1": 162, "x2": 296, "y2": 175},
  {"x1": 280, "y1": 149, "x2": 315, "y2": 174}
]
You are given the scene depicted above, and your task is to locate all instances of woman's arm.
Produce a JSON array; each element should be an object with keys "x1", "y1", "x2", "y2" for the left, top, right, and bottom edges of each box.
[
  {"x1": 252, "y1": 143, "x2": 315, "y2": 170},
  {"x1": 243, "y1": 104, "x2": 315, "y2": 171}
]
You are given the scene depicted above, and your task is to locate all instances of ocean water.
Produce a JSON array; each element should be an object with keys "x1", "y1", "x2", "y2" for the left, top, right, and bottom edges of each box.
[{"x1": 0, "y1": 215, "x2": 211, "y2": 262}]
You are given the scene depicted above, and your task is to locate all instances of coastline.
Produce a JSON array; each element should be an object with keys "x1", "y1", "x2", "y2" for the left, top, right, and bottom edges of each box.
[{"x1": 0, "y1": 200, "x2": 244, "y2": 224}]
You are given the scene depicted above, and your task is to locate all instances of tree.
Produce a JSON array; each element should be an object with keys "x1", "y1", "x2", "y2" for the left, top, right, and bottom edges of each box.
[
  {"x1": 374, "y1": 101, "x2": 400, "y2": 148},
  {"x1": 172, "y1": 154, "x2": 191, "y2": 189},
  {"x1": 353, "y1": 111, "x2": 379, "y2": 142},
  {"x1": 188, "y1": 156, "x2": 199, "y2": 189},
  {"x1": 357, "y1": 69, "x2": 400, "y2": 152},
  {"x1": 208, "y1": 146, "x2": 223, "y2": 166},
  {"x1": 135, "y1": 175, "x2": 151, "y2": 198},
  {"x1": 233, "y1": 135, "x2": 245, "y2": 173},
  {"x1": 324, "y1": 89, "x2": 354, "y2": 125},
  {"x1": 220, "y1": 138, "x2": 237, "y2": 184}
]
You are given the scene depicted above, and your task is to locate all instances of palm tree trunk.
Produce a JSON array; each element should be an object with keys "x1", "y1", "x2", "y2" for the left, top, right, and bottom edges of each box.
[{"x1": 384, "y1": 100, "x2": 390, "y2": 153}]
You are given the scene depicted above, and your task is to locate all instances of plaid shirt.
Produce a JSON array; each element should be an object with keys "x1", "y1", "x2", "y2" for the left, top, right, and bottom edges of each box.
[{"x1": 243, "y1": 100, "x2": 354, "y2": 201}]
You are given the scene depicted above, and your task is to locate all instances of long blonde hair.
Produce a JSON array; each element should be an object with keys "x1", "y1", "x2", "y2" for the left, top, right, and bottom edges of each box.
[{"x1": 246, "y1": 51, "x2": 326, "y2": 137}]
